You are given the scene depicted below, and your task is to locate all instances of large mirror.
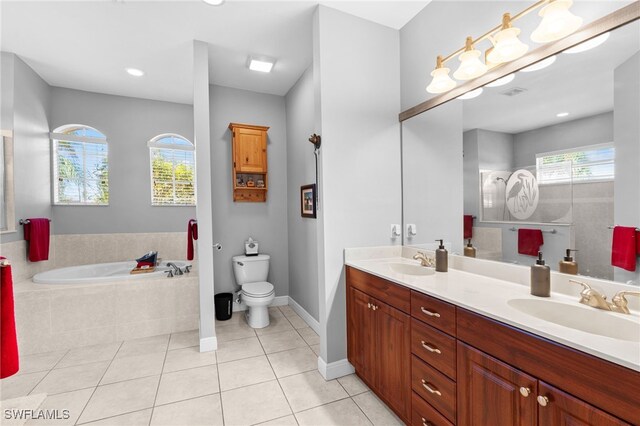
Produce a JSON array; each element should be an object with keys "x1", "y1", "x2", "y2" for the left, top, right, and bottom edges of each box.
[
  {"x1": 402, "y1": 18, "x2": 639, "y2": 284},
  {"x1": 0, "y1": 131, "x2": 15, "y2": 234}
]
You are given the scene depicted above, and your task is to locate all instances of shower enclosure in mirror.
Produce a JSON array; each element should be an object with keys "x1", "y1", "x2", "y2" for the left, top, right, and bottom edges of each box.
[{"x1": 402, "y1": 13, "x2": 639, "y2": 284}]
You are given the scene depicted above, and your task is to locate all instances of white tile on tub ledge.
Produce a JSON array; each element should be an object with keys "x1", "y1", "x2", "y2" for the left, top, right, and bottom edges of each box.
[
  {"x1": 50, "y1": 287, "x2": 117, "y2": 333},
  {"x1": 100, "y1": 352, "x2": 166, "y2": 385},
  {"x1": 151, "y1": 394, "x2": 223, "y2": 426},
  {"x1": 25, "y1": 388, "x2": 94, "y2": 426},
  {"x1": 31, "y1": 361, "x2": 110, "y2": 395},
  {"x1": 80, "y1": 409, "x2": 152, "y2": 426},
  {"x1": 56, "y1": 342, "x2": 121, "y2": 369},
  {"x1": 54, "y1": 235, "x2": 95, "y2": 268},
  {"x1": 294, "y1": 398, "x2": 372, "y2": 426}
]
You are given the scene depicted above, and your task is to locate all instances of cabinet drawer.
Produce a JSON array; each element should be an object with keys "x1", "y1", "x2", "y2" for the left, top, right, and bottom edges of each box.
[
  {"x1": 411, "y1": 318, "x2": 456, "y2": 380},
  {"x1": 412, "y1": 392, "x2": 454, "y2": 426},
  {"x1": 347, "y1": 267, "x2": 410, "y2": 313},
  {"x1": 411, "y1": 355, "x2": 456, "y2": 424},
  {"x1": 411, "y1": 291, "x2": 456, "y2": 336}
]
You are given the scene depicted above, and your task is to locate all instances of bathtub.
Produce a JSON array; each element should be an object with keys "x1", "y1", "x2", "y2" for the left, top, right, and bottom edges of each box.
[{"x1": 32, "y1": 260, "x2": 191, "y2": 285}]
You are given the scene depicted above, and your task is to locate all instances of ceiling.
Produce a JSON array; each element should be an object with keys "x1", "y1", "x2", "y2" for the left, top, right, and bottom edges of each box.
[{"x1": 0, "y1": 0, "x2": 429, "y2": 104}]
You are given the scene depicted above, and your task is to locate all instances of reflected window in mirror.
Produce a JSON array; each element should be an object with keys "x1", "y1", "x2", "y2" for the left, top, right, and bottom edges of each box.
[{"x1": 0, "y1": 132, "x2": 15, "y2": 233}]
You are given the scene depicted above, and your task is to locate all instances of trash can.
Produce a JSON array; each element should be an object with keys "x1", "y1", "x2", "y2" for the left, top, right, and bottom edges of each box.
[{"x1": 214, "y1": 292, "x2": 233, "y2": 321}]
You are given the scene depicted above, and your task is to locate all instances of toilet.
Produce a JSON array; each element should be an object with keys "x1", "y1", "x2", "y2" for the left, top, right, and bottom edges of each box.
[{"x1": 232, "y1": 254, "x2": 275, "y2": 328}]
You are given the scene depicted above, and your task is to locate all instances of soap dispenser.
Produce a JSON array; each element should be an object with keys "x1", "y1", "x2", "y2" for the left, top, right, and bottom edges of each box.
[
  {"x1": 464, "y1": 239, "x2": 476, "y2": 258},
  {"x1": 435, "y1": 239, "x2": 448, "y2": 272},
  {"x1": 531, "y1": 252, "x2": 550, "y2": 297},
  {"x1": 559, "y1": 249, "x2": 578, "y2": 275}
]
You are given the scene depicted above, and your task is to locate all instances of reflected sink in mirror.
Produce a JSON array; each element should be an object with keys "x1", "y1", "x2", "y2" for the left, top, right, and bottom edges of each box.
[
  {"x1": 389, "y1": 263, "x2": 435, "y2": 276},
  {"x1": 508, "y1": 298, "x2": 640, "y2": 342}
]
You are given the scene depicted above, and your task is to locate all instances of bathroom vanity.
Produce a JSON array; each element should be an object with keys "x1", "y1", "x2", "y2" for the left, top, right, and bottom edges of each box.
[{"x1": 345, "y1": 259, "x2": 640, "y2": 425}]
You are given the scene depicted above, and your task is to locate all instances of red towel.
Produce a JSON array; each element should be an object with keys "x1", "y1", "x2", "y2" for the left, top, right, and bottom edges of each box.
[
  {"x1": 0, "y1": 257, "x2": 19, "y2": 379},
  {"x1": 637, "y1": 230, "x2": 640, "y2": 256},
  {"x1": 518, "y1": 229, "x2": 544, "y2": 256},
  {"x1": 611, "y1": 226, "x2": 637, "y2": 272},
  {"x1": 187, "y1": 219, "x2": 198, "y2": 261},
  {"x1": 23, "y1": 218, "x2": 50, "y2": 262},
  {"x1": 463, "y1": 215, "x2": 473, "y2": 240}
]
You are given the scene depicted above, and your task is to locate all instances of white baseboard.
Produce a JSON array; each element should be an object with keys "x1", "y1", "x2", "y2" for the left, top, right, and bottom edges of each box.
[
  {"x1": 317, "y1": 357, "x2": 355, "y2": 380},
  {"x1": 288, "y1": 297, "x2": 321, "y2": 335},
  {"x1": 199, "y1": 336, "x2": 217, "y2": 352},
  {"x1": 232, "y1": 295, "x2": 289, "y2": 312}
]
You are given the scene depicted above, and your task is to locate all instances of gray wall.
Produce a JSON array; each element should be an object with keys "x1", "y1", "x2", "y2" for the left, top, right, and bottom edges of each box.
[
  {"x1": 285, "y1": 67, "x2": 318, "y2": 321},
  {"x1": 614, "y1": 52, "x2": 640, "y2": 284},
  {"x1": 209, "y1": 84, "x2": 289, "y2": 297},
  {"x1": 49, "y1": 88, "x2": 195, "y2": 236}
]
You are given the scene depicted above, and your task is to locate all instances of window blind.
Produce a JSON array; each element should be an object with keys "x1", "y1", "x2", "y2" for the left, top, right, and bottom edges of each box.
[
  {"x1": 150, "y1": 147, "x2": 196, "y2": 206},
  {"x1": 536, "y1": 144, "x2": 614, "y2": 185},
  {"x1": 54, "y1": 139, "x2": 109, "y2": 205}
]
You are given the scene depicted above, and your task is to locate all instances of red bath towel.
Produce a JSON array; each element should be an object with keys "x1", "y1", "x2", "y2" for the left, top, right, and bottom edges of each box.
[
  {"x1": 517, "y1": 229, "x2": 544, "y2": 256},
  {"x1": 187, "y1": 219, "x2": 198, "y2": 261},
  {"x1": 0, "y1": 257, "x2": 19, "y2": 379},
  {"x1": 611, "y1": 226, "x2": 637, "y2": 272},
  {"x1": 23, "y1": 218, "x2": 50, "y2": 262},
  {"x1": 463, "y1": 215, "x2": 473, "y2": 240}
]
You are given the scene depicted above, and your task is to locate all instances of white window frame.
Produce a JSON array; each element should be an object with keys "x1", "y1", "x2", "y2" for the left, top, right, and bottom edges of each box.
[
  {"x1": 536, "y1": 143, "x2": 615, "y2": 185},
  {"x1": 148, "y1": 133, "x2": 196, "y2": 207},
  {"x1": 51, "y1": 125, "x2": 109, "y2": 206}
]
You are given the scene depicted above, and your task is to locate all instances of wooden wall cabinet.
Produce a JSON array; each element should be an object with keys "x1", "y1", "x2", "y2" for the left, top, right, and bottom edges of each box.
[{"x1": 228, "y1": 123, "x2": 269, "y2": 202}]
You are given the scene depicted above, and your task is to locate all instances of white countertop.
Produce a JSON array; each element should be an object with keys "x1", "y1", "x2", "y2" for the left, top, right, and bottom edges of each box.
[{"x1": 346, "y1": 256, "x2": 640, "y2": 372}]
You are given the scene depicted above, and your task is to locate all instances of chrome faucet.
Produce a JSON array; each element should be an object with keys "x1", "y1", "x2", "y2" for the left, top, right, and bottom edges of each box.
[
  {"x1": 570, "y1": 280, "x2": 639, "y2": 314},
  {"x1": 413, "y1": 252, "x2": 435, "y2": 268},
  {"x1": 166, "y1": 262, "x2": 184, "y2": 276}
]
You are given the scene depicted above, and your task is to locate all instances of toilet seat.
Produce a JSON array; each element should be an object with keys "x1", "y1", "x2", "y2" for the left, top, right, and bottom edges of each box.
[{"x1": 242, "y1": 281, "x2": 274, "y2": 298}]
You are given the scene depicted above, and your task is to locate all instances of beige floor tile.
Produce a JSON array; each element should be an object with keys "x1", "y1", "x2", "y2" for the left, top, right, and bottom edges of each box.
[
  {"x1": 0, "y1": 394, "x2": 47, "y2": 425},
  {"x1": 221, "y1": 380, "x2": 292, "y2": 425},
  {"x1": 163, "y1": 346, "x2": 216, "y2": 373},
  {"x1": 101, "y1": 352, "x2": 166, "y2": 385},
  {"x1": 215, "y1": 321, "x2": 256, "y2": 342},
  {"x1": 216, "y1": 336, "x2": 264, "y2": 364},
  {"x1": 267, "y1": 347, "x2": 317, "y2": 378},
  {"x1": 116, "y1": 334, "x2": 169, "y2": 358},
  {"x1": 26, "y1": 388, "x2": 94, "y2": 425},
  {"x1": 278, "y1": 306, "x2": 297, "y2": 317},
  {"x1": 56, "y1": 343, "x2": 121, "y2": 369},
  {"x1": 218, "y1": 355, "x2": 275, "y2": 391},
  {"x1": 279, "y1": 371, "x2": 349, "y2": 413},
  {"x1": 155, "y1": 365, "x2": 219, "y2": 406},
  {"x1": 151, "y1": 394, "x2": 223, "y2": 426},
  {"x1": 17, "y1": 351, "x2": 67, "y2": 375},
  {"x1": 32, "y1": 362, "x2": 110, "y2": 395},
  {"x1": 296, "y1": 328, "x2": 320, "y2": 346},
  {"x1": 337, "y1": 374, "x2": 369, "y2": 396},
  {"x1": 216, "y1": 312, "x2": 245, "y2": 327},
  {"x1": 295, "y1": 398, "x2": 372, "y2": 426},
  {"x1": 310, "y1": 344, "x2": 321, "y2": 357},
  {"x1": 256, "y1": 315, "x2": 295, "y2": 336},
  {"x1": 78, "y1": 376, "x2": 159, "y2": 424},
  {"x1": 269, "y1": 307, "x2": 285, "y2": 319},
  {"x1": 257, "y1": 414, "x2": 299, "y2": 425},
  {"x1": 82, "y1": 409, "x2": 152, "y2": 426},
  {"x1": 285, "y1": 314, "x2": 309, "y2": 330},
  {"x1": 353, "y1": 392, "x2": 403, "y2": 426},
  {"x1": 258, "y1": 330, "x2": 307, "y2": 354},
  {"x1": 168, "y1": 330, "x2": 199, "y2": 350},
  {"x1": 0, "y1": 371, "x2": 47, "y2": 400}
]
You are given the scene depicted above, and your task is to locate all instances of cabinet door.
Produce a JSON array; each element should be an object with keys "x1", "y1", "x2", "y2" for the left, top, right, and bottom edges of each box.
[
  {"x1": 375, "y1": 299, "x2": 411, "y2": 419},
  {"x1": 347, "y1": 287, "x2": 376, "y2": 385},
  {"x1": 537, "y1": 382, "x2": 629, "y2": 425},
  {"x1": 234, "y1": 127, "x2": 266, "y2": 172},
  {"x1": 457, "y1": 342, "x2": 537, "y2": 426}
]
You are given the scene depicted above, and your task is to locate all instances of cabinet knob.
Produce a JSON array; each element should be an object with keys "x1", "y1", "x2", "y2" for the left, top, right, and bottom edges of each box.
[
  {"x1": 537, "y1": 395, "x2": 549, "y2": 407},
  {"x1": 519, "y1": 387, "x2": 531, "y2": 397},
  {"x1": 372, "y1": 305, "x2": 378, "y2": 311},
  {"x1": 367, "y1": 303, "x2": 372, "y2": 309},
  {"x1": 421, "y1": 418, "x2": 434, "y2": 426},
  {"x1": 421, "y1": 341, "x2": 442, "y2": 354},
  {"x1": 420, "y1": 307, "x2": 441, "y2": 318}
]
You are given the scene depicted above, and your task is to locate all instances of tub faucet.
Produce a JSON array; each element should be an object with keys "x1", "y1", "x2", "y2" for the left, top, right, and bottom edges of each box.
[{"x1": 167, "y1": 262, "x2": 183, "y2": 276}]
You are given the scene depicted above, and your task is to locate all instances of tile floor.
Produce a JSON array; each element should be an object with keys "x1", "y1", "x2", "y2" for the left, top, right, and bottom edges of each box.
[{"x1": 1, "y1": 306, "x2": 402, "y2": 426}]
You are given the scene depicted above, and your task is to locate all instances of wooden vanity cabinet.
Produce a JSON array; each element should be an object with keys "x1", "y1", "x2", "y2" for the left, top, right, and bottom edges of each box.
[{"x1": 228, "y1": 123, "x2": 269, "y2": 202}]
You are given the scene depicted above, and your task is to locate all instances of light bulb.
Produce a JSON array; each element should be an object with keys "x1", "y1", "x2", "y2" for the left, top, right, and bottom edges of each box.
[
  {"x1": 487, "y1": 14, "x2": 529, "y2": 64},
  {"x1": 531, "y1": 0, "x2": 583, "y2": 43},
  {"x1": 426, "y1": 56, "x2": 457, "y2": 94},
  {"x1": 203, "y1": 0, "x2": 225, "y2": 5},
  {"x1": 453, "y1": 37, "x2": 488, "y2": 81}
]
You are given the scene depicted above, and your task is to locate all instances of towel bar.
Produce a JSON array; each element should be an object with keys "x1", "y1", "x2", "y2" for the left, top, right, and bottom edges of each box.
[
  {"x1": 509, "y1": 227, "x2": 557, "y2": 234},
  {"x1": 608, "y1": 225, "x2": 640, "y2": 231},
  {"x1": 19, "y1": 219, "x2": 52, "y2": 225}
]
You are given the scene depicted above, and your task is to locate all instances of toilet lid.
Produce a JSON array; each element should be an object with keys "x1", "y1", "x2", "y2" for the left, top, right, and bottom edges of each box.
[{"x1": 242, "y1": 281, "x2": 274, "y2": 296}]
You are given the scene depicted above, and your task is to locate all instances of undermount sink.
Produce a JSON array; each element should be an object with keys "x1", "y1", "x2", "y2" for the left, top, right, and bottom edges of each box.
[
  {"x1": 508, "y1": 298, "x2": 640, "y2": 342},
  {"x1": 389, "y1": 263, "x2": 435, "y2": 276}
]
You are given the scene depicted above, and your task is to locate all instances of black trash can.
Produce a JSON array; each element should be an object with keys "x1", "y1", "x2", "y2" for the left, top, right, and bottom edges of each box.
[{"x1": 214, "y1": 292, "x2": 233, "y2": 321}]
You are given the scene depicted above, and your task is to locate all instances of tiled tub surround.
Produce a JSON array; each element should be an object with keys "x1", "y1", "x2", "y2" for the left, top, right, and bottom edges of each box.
[
  {"x1": 0, "y1": 232, "x2": 190, "y2": 283},
  {"x1": 344, "y1": 246, "x2": 640, "y2": 371}
]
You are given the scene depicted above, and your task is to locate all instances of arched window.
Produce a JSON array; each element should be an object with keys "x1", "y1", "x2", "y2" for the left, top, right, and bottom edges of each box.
[
  {"x1": 51, "y1": 124, "x2": 109, "y2": 205},
  {"x1": 148, "y1": 134, "x2": 196, "y2": 206}
]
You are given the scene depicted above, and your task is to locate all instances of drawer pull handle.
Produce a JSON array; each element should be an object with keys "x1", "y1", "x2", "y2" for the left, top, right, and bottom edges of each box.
[
  {"x1": 421, "y1": 418, "x2": 434, "y2": 426},
  {"x1": 519, "y1": 387, "x2": 531, "y2": 397},
  {"x1": 421, "y1": 379, "x2": 442, "y2": 396},
  {"x1": 537, "y1": 395, "x2": 549, "y2": 407},
  {"x1": 367, "y1": 303, "x2": 372, "y2": 309},
  {"x1": 420, "y1": 307, "x2": 441, "y2": 318},
  {"x1": 421, "y1": 341, "x2": 441, "y2": 354},
  {"x1": 373, "y1": 305, "x2": 379, "y2": 311}
]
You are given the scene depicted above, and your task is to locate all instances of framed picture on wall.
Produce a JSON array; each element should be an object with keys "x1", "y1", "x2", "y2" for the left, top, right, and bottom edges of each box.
[{"x1": 301, "y1": 184, "x2": 316, "y2": 218}]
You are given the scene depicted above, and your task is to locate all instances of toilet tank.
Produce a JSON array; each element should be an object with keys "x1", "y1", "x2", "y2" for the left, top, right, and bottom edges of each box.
[{"x1": 232, "y1": 254, "x2": 270, "y2": 285}]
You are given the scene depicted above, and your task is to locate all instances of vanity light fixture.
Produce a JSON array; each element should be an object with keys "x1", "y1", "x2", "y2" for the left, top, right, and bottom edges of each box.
[
  {"x1": 487, "y1": 13, "x2": 529, "y2": 64},
  {"x1": 426, "y1": 56, "x2": 457, "y2": 94},
  {"x1": 453, "y1": 37, "x2": 488, "y2": 81},
  {"x1": 564, "y1": 32, "x2": 610, "y2": 54},
  {"x1": 557, "y1": 112, "x2": 570, "y2": 117},
  {"x1": 531, "y1": 0, "x2": 583, "y2": 43},
  {"x1": 125, "y1": 68, "x2": 144, "y2": 77},
  {"x1": 486, "y1": 74, "x2": 515, "y2": 88},
  {"x1": 520, "y1": 55, "x2": 556, "y2": 72},
  {"x1": 202, "y1": 0, "x2": 225, "y2": 5},
  {"x1": 457, "y1": 88, "x2": 483, "y2": 100},
  {"x1": 248, "y1": 57, "x2": 275, "y2": 73}
]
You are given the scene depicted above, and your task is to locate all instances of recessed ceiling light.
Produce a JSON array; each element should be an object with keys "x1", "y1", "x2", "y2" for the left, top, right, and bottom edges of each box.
[
  {"x1": 520, "y1": 55, "x2": 556, "y2": 73},
  {"x1": 563, "y1": 32, "x2": 610, "y2": 54},
  {"x1": 248, "y1": 57, "x2": 275, "y2": 73},
  {"x1": 557, "y1": 112, "x2": 570, "y2": 118},
  {"x1": 125, "y1": 68, "x2": 144, "y2": 77},
  {"x1": 202, "y1": 0, "x2": 225, "y2": 5},
  {"x1": 486, "y1": 74, "x2": 515, "y2": 88},
  {"x1": 457, "y1": 88, "x2": 483, "y2": 100}
]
